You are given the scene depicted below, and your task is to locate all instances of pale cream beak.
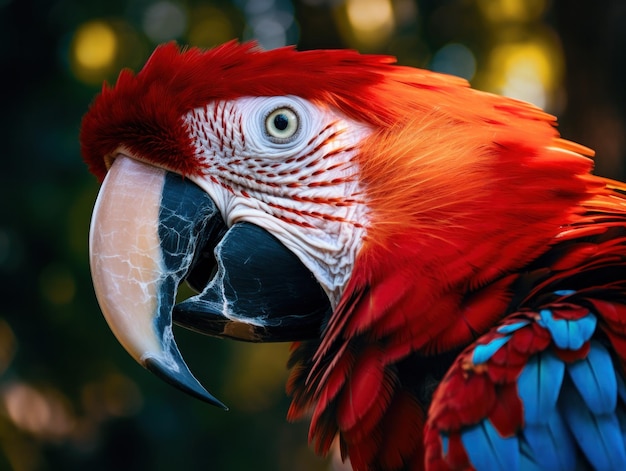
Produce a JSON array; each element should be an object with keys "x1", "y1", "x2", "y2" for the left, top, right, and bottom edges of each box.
[{"x1": 89, "y1": 155, "x2": 225, "y2": 407}]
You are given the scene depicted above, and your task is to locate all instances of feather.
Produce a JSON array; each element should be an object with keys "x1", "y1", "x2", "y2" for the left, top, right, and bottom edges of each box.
[
  {"x1": 471, "y1": 336, "x2": 511, "y2": 365},
  {"x1": 488, "y1": 382, "x2": 523, "y2": 437},
  {"x1": 375, "y1": 391, "x2": 425, "y2": 471},
  {"x1": 566, "y1": 341, "x2": 617, "y2": 414},
  {"x1": 336, "y1": 347, "x2": 392, "y2": 431},
  {"x1": 537, "y1": 309, "x2": 597, "y2": 350},
  {"x1": 515, "y1": 349, "x2": 577, "y2": 470},
  {"x1": 517, "y1": 350, "x2": 565, "y2": 424},
  {"x1": 521, "y1": 414, "x2": 577, "y2": 471},
  {"x1": 496, "y1": 321, "x2": 529, "y2": 335},
  {"x1": 460, "y1": 419, "x2": 519, "y2": 471},
  {"x1": 559, "y1": 375, "x2": 626, "y2": 470}
]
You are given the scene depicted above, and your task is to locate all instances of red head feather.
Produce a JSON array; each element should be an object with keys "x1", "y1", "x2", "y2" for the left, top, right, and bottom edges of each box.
[{"x1": 81, "y1": 40, "x2": 411, "y2": 180}]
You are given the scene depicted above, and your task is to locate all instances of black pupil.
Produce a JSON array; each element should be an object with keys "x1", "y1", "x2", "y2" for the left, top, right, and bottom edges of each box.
[{"x1": 274, "y1": 113, "x2": 289, "y2": 131}]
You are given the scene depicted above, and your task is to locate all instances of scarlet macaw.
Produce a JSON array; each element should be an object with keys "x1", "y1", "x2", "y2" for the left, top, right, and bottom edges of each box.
[{"x1": 81, "y1": 41, "x2": 626, "y2": 470}]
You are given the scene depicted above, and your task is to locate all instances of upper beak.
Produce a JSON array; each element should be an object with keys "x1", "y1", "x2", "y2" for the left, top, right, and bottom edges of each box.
[{"x1": 89, "y1": 156, "x2": 330, "y2": 406}]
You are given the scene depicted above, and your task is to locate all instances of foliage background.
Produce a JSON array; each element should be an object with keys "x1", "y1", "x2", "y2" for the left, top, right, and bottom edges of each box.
[{"x1": 1, "y1": 0, "x2": 626, "y2": 470}]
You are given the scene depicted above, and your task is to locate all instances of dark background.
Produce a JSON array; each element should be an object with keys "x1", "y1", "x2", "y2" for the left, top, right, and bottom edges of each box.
[{"x1": 1, "y1": 0, "x2": 625, "y2": 470}]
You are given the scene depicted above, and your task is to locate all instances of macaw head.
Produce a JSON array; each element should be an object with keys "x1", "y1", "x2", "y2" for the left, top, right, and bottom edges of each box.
[{"x1": 81, "y1": 41, "x2": 594, "y2": 417}]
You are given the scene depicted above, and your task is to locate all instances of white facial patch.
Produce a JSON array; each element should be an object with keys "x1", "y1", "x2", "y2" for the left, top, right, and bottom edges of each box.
[{"x1": 184, "y1": 96, "x2": 372, "y2": 306}]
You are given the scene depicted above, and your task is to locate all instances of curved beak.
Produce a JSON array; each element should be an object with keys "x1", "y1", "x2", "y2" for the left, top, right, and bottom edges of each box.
[
  {"x1": 89, "y1": 156, "x2": 226, "y2": 407},
  {"x1": 89, "y1": 156, "x2": 330, "y2": 406}
]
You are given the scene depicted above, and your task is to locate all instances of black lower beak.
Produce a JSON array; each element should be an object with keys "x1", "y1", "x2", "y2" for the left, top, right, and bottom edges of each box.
[
  {"x1": 174, "y1": 221, "x2": 331, "y2": 342},
  {"x1": 89, "y1": 156, "x2": 330, "y2": 407}
]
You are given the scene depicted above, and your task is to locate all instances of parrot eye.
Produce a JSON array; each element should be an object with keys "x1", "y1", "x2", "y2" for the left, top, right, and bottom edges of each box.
[
  {"x1": 265, "y1": 107, "x2": 299, "y2": 142},
  {"x1": 242, "y1": 96, "x2": 313, "y2": 151}
]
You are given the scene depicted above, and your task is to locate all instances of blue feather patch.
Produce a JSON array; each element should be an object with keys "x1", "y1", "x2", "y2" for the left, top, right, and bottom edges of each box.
[
  {"x1": 460, "y1": 419, "x2": 519, "y2": 471},
  {"x1": 517, "y1": 453, "x2": 543, "y2": 471},
  {"x1": 537, "y1": 309, "x2": 597, "y2": 350},
  {"x1": 554, "y1": 289, "x2": 576, "y2": 296},
  {"x1": 497, "y1": 321, "x2": 529, "y2": 335},
  {"x1": 517, "y1": 350, "x2": 578, "y2": 469},
  {"x1": 560, "y1": 375, "x2": 626, "y2": 470},
  {"x1": 567, "y1": 340, "x2": 617, "y2": 414},
  {"x1": 472, "y1": 336, "x2": 511, "y2": 365},
  {"x1": 521, "y1": 413, "x2": 576, "y2": 471},
  {"x1": 517, "y1": 350, "x2": 565, "y2": 424}
]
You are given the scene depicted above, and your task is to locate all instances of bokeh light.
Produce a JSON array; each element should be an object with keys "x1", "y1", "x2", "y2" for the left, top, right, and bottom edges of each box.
[
  {"x1": 476, "y1": 0, "x2": 547, "y2": 23},
  {"x1": 346, "y1": 0, "x2": 394, "y2": 36},
  {"x1": 3, "y1": 382, "x2": 76, "y2": 440},
  {"x1": 73, "y1": 21, "x2": 117, "y2": 71},
  {"x1": 80, "y1": 373, "x2": 143, "y2": 419},
  {"x1": 142, "y1": 1, "x2": 188, "y2": 43},
  {"x1": 483, "y1": 35, "x2": 563, "y2": 110},
  {"x1": 240, "y1": 0, "x2": 298, "y2": 49},
  {"x1": 430, "y1": 43, "x2": 476, "y2": 81},
  {"x1": 339, "y1": 0, "x2": 396, "y2": 50},
  {"x1": 70, "y1": 21, "x2": 118, "y2": 84}
]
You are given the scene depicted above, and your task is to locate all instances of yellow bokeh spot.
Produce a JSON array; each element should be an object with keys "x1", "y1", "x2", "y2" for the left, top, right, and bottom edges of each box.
[
  {"x1": 346, "y1": 0, "x2": 394, "y2": 34},
  {"x1": 492, "y1": 42, "x2": 552, "y2": 86},
  {"x1": 73, "y1": 21, "x2": 118, "y2": 71},
  {"x1": 339, "y1": 0, "x2": 395, "y2": 50},
  {"x1": 477, "y1": 0, "x2": 547, "y2": 23},
  {"x1": 481, "y1": 32, "x2": 563, "y2": 110}
]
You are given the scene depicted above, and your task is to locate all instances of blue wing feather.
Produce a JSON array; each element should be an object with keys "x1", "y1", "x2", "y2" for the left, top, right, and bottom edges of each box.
[
  {"x1": 472, "y1": 335, "x2": 511, "y2": 365},
  {"x1": 574, "y1": 313, "x2": 597, "y2": 348},
  {"x1": 497, "y1": 321, "x2": 530, "y2": 335},
  {"x1": 517, "y1": 349, "x2": 564, "y2": 423},
  {"x1": 559, "y1": 374, "x2": 626, "y2": 470},
  {"x1": 521, "y1": 414, "x2": 577, "y2": 471},
  {"x1": 567, "y1": 340, "x2": 617, "y2": 414},
  {"x1": 460, "y1": 420, "x2": 519, "y2": 471},
  {"x1": 516, "y1": 349, "x2": 577, "y2": 470}
]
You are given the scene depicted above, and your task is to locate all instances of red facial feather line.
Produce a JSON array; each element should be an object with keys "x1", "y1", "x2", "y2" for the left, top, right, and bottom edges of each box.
[
  {"x1": 264, "y1": 201, "x2": 365, "y2": 227},
  {"x1": 302, "y1": 127, "x2": 347, "y2": 159},
  {"x1": 206, "y1": 150, "x2": 358, "y2": 197}
]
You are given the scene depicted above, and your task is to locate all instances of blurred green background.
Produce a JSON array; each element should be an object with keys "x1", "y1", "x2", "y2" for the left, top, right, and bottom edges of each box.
[{"x1": 1, "y1": 0, "x2": 626, "y2": 470}]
